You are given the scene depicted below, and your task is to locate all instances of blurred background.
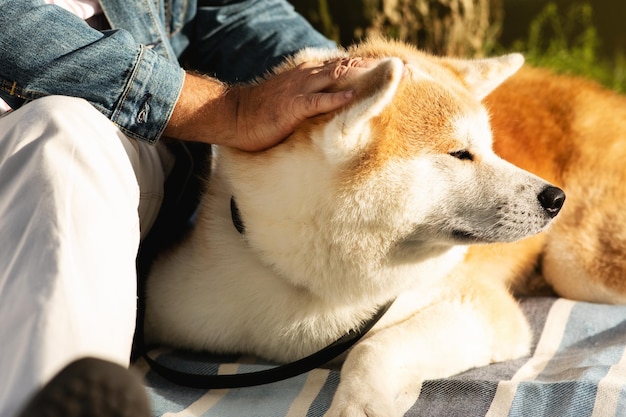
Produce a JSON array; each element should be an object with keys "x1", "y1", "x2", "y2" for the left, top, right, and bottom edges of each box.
[{"x1": 288, "y1": 0, "x2": 626, "y2": 92}]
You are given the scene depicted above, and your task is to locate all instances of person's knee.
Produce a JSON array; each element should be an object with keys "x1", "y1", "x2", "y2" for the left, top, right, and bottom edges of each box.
[
  {"x1": 23, "y1": 96, "x2": 130, "y2": 166},
  {"x1": 26, "y1": 96, "x2": 112, "y2": 139},
  {"x1": 15, "y1": 96, "x2": 139, "y2": 202}
]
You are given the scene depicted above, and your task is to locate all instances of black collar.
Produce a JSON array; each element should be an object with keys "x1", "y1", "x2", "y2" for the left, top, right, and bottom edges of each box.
[
  {"x1": 230, "y1": 197, "x2": 245, "y2": 234},
  {"x1": 139, "y1": 199, "x2": 397, "y2": 389}
]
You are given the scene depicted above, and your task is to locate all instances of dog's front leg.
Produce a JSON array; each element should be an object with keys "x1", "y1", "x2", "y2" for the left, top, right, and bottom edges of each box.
[{"x1": 324, "y1": 287, "x2": 530, "y2": 417}]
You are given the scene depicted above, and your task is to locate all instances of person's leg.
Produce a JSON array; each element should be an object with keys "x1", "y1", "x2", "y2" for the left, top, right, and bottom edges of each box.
[
  {"x1": 184, "y1": 0, "x2": 336, "y2": 83},
  {"x1": 0, "y1": 96, "x2": 166, "y2": 417}
]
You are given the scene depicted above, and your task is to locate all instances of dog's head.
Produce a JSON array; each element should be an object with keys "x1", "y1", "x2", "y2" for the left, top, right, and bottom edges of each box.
[{"x1": 218, "y1": 39, "x2": 564, "y2": 301}]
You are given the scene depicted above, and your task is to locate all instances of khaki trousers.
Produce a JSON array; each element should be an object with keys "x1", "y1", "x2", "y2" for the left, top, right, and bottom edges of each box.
[{"x1": 0, "y1": 96, "x2": 171, "y2": 417}]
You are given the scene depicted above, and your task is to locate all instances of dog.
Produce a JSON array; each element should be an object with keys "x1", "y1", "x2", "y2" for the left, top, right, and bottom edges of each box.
[
  {"x1": 145, "y1": 38, "x2": 567, "y2": 416},
  {"x1": 473, "y1": 66, "x2": 626, "y2": 304}
]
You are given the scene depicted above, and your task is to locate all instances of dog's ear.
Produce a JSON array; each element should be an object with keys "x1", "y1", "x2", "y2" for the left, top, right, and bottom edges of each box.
[
  {"x1": 442, "y1": 53, "x2": 524, "y2": 100},
  {"x1": 318, "y1": 57, "x2": 404, "y2": 163}
]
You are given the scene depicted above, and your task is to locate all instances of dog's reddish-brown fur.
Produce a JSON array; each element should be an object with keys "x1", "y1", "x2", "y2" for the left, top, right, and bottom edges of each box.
[
  {"x1": 474, "y1": 67, "x2": 626, "y2": 302},
  {"x1": 282, "y1": 38, "x2": 626, "y2": 302}
]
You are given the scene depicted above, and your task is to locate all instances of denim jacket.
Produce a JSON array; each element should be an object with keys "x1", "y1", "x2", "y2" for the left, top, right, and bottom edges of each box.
[{"x1": 0, "y1": 0, "x2": 333, "y2": 144}]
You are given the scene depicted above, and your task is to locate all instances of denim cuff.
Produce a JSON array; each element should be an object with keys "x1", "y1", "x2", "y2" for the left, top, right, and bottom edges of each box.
[{"x1": 112, "y1": 46, "x2": 185, "y2": 144}]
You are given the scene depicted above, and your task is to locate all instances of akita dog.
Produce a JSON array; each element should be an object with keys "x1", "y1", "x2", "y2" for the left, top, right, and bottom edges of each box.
[{"x1": 145, "y1": 39, "x2": 565, "y2": 416}]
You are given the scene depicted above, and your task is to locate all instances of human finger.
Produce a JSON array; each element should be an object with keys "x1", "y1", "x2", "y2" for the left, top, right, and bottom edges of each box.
[
  {"x1": 327, "y1": 57, "x2": 380, "y2": 80},
  {"x1": 302, "y1": 57, "x2": 381, "y2": 93},
  {"x1": 293, "y1": 89, "x2": 355, "y2": 120}
]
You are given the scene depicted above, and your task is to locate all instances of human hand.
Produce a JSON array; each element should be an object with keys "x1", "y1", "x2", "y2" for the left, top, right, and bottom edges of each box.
[
  {"x1": 225, "y1": 57, "x2": 377, "y2": 151},
  {"x1": 165, "y1": 58, "x2": 378, "y2": 151}
]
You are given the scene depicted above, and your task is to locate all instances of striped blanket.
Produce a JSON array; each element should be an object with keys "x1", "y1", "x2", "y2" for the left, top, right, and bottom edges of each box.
[{"x1": 134, "y1": 297, "x2": 626, "y2": 417}]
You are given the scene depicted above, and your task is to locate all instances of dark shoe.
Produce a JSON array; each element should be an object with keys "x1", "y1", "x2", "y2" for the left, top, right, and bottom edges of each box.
[{"x1": 17, "y1": 357, "x2": 151, "y2": 417}]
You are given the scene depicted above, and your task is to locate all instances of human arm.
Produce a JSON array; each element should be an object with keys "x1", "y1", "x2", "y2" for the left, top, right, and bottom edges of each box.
[
  {"x1": 165, "y1": 59, "x2": 374, "y2": 151},
  {"x1": 0, "y1": 1, "x2": 183, "y2": 144},
  {"x1": 0, "y1": 1, "x2": 371, "y2": 151}
]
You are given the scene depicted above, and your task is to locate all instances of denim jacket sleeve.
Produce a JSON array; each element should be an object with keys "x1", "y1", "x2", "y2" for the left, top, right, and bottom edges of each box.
[{"x1": 0, "y1": 1, "x2": 185, "y2": 144}]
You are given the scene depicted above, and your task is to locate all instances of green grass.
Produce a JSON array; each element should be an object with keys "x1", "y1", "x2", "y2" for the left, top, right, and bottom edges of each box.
[{"x1": 505, "y1": 2, "x2": 626, "y2": 93}]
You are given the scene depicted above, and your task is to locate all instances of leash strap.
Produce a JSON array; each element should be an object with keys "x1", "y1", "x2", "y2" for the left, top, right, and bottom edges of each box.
[
  {"x1": 136, "y1": 144, "x2": 394, "y2": 389},
  {"x1": 142, "y1": 299, "x2": 394, "y2": 389}
]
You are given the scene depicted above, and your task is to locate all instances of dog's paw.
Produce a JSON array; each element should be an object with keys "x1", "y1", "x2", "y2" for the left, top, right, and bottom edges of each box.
[
  {"x1": 324, "y1": 405, "x2": 391, "y2": 417},
  {"x1": 324, "y1": 403, "x2": 396, "y2": 417},
  {"x1": 324, "y1": 391, "x2": 398, "y2": 417}
]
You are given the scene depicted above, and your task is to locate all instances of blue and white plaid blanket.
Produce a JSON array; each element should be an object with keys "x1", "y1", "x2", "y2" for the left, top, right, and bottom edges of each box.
[{"x1": 134, "y1": 297, "x2": 626, "y2": 417}]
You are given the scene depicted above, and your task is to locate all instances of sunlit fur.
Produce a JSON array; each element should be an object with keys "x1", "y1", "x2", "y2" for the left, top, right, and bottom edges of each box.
[
  {"x1": 470, "y1": 67, "x2": 626, "y2": 303},
  {"x1": 146, "y1": 39, "x2": 565, "y2": 416}
]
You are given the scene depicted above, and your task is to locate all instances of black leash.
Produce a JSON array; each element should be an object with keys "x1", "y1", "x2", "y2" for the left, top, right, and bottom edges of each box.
[
  {"x1": 141, "y1": 299, "x2": 394, "y2": 389},
  {"x1": 136, "y1": 143, "x2": 394, "y2": 389}
]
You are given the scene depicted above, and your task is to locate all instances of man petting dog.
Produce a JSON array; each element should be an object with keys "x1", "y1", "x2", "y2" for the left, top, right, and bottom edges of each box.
[{"x1": 0, "y1": 1, "x2": 373, "y2": 416}]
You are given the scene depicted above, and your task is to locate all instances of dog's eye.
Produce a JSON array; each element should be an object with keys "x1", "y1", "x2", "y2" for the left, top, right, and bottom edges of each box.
[{"x1": 449, "y1": 150, "x2": 473, "y2": 161}]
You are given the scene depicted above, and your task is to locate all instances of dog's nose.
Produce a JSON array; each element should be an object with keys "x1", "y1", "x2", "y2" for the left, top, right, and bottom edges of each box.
[{"x1": 538, "y1": 186, "x2": 566, "y2": 218}]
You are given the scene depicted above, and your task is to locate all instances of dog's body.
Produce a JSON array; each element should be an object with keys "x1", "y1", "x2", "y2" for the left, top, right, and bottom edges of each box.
[
  {"x1": 475, "y1": 67, "x2": 626, "y2": 303},
  {"x1": 145, "y1": 39, "x2": 581, "y2": 416}
]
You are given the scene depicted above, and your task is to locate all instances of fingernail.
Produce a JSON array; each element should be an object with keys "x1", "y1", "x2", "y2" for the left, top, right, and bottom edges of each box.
[{"x1": 344, "y1": 90, "x2": 354, "y2": 99}]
